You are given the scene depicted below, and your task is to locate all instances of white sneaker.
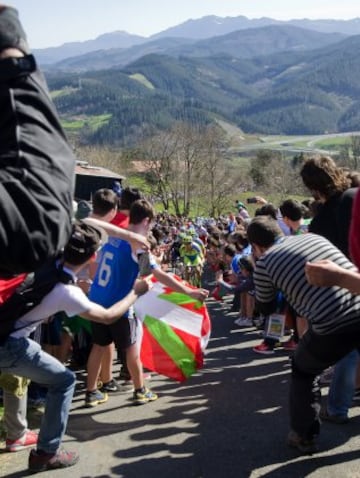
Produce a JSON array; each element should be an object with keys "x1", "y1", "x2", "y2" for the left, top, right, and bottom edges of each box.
[{"x1": 234, "y1": 317, "x2": 253, "y2": 327}]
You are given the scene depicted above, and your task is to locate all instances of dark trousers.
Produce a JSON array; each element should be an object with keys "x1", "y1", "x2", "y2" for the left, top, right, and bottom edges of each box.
[{"x1": 290, "y1": 324, "x2": 360, "y2": 439}]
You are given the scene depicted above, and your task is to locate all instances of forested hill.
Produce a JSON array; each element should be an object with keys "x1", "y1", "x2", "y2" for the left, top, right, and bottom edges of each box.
[{"x1": 47, "y1": 32, "x2": 360, "y2": 145}]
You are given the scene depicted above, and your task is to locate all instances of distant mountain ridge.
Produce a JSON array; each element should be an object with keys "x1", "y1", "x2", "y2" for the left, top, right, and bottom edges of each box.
[
  {"x1": 34, "y1": 14, "x2": 360, "y2": 64},
  {"x1": 46, "y1": 25, "x2": 345, "y2": 72},
  {"x1": 34, "y1": 31, "x2": 146, "y2": 64}
]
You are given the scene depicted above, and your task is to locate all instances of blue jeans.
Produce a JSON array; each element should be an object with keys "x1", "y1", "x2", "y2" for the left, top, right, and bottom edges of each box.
[
  {"x1": 0, "y1": 336, "x2": 75, "y2": 453},
  {"x1": 327, "y1": 349, "x2": 359, "y2": 418}
]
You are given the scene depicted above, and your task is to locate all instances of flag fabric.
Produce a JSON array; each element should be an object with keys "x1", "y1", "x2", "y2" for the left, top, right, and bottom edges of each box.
[{"x1": 134, "y1": 275, "x2": 211, "y2": 382}]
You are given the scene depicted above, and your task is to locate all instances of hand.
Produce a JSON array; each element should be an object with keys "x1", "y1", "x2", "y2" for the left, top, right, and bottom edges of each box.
[
  {"x1": 188, "y1": 288, "x2": 209, "y2": 302},
  {"x1": 255, "y1": 196, "x2": 268, "y2": 205},
  {"x1": 134, "y1": 276, "x2": 153, "y2": 296},
  {"x1": 215, "y1": 270, "x2": 223, "y2": 281},
  {"x1": 128, "y1": 232, "x2": 150, "y2": 252},
  {"x1": 305, "y1": 260, "x2": 343, "y2": 287}
]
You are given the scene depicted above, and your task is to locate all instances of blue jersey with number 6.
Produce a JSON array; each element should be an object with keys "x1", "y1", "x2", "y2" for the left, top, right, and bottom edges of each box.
[{"x1": 89, "y1": 237, "x2": 139, "y2": 316}]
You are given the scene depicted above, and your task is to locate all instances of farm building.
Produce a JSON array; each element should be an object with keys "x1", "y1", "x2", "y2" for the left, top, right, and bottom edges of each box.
[{"x1": 74, "y1": 161, "x2": 125, "y2": 200}]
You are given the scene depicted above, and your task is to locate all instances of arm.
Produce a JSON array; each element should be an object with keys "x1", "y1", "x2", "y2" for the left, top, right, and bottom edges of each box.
[
  {"x1": 153, "y1": 267, "x2": 209, "y2": 302},
  {"x1": 305, "y1": 260, "x2": 360, "y2": 294},
  {"x1": 84, "y1": 217, "x2": 149, "y2": 251},
  {"x1": 80, "y1": 277, "x2": 152, "y2": 324}
]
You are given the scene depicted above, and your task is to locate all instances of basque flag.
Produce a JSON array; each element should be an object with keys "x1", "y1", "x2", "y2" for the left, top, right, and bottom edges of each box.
[{"x1": 134, "y1": 276, "x2": 211, "y2": 382}]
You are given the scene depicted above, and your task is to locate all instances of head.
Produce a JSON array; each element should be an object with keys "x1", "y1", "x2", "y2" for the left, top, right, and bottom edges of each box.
[
  {"x1": 75, "y1": 200, "x2": 92, "y2": 220},
  {"x1": 300, "y1": 156, "x2": 350, "y2": 201},
  {"x1": 279, "y1": 199, "x2": 305, "y2": 229},
  {"x1": 129, "y1": 199, "x2": 155, "y2": 235},
  {"x1": 238, "y1": 255, "x2": 254, "y2": 276},
  {"x1": 255, "y1": 204, "x2": 277, "y2": 220},
  {"x1": 247, "y1": 216, "x2": 283, "y2": 259},
  {"x1": 119, "y1": 186, "x2": 143, "y2": 211},
  {"x1": 182, "y1": 235, "x2": 193, "y2": 248},
  {"x1": 227, "y1": 230, "x2": 249, "y2": 251},
  {"x1": 236, "y1": 201, "x2": 246, "y2": 210},
  {"x1": 223, "y1": 243, "x2": 237, "y2": 263},
  {"x1": 63, "y1": 222, "x2": 103, "y2": 267},
  {"x1": 92, "y1": 188, "x2": 117, "y2": 221}
]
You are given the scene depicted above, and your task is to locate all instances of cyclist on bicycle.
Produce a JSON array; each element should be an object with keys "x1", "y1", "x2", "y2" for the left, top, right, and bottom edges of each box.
[{"x1": 179, "y1": 235, "x2": 204, "y2": 286}]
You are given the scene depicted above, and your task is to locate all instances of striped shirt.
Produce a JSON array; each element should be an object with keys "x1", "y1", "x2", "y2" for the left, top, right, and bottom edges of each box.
[{"x1": 254, "y1": 233, "x2": 360, "y2": 334}]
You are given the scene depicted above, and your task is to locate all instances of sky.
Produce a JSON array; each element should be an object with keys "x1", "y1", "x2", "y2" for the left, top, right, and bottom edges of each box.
[{"x1": 9, "y1": 0, "x2": 360, "y2": 48}]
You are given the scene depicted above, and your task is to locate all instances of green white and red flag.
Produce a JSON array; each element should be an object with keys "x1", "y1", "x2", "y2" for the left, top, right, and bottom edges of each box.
[{"x1": 134, "y1": 275, "x2": 211, "y2": 382}]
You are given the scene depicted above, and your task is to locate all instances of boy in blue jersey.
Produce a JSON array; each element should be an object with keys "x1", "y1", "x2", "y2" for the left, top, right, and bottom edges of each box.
[
  {"x1": 86, "y1": 199, "x2": 209, "y2": 406},
  {"x1": 87, "y1": 199, "x2": 156, "y2": 405}
]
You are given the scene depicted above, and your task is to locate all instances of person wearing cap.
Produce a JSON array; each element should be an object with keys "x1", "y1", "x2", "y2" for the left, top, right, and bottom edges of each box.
[
  {"x1": 235, "y1": 201, "x2": 250, "y2": 221},
  {"x1": 0, "y1": 222, "x2": 152, "y2": 472}
]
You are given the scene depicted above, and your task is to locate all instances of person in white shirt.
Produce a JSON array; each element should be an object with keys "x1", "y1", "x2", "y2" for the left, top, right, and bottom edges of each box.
[{"x1": 0, "y1": 222, "x2": 151, "y2": 472}]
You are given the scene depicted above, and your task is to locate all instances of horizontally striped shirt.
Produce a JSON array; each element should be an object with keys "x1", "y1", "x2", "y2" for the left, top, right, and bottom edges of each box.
[{"x1": 254, "y1": 233, "x2": 360, "y2": 334}]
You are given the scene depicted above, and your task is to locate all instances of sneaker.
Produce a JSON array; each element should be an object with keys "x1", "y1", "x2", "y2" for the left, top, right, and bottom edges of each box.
[
  {"x1": 132, "y1": 387, "x2": 158, "y2": 405},
  {"x1": 28, "y1": 448, "x2": 79, "y2": 472},
  {"x1": 253, "y1": 341, "x2": 275, "y2": 355},
  {"x1": 234, "y1": 317, "x2": 253, "y2": 327},
  {"x1": 253, "y1": 317, "x2": 265, "y2": 329},
  {"x1": 320, "y1": 408, "x2": 349, "y2": 424},
  {"x1": 100, "y1": 379, "x2": 122, "y2": 393},
  {"x1": 282, "y1": 338, "x2": 297, "y2": 351},
  {"x1": 85, "y1": 389, "x2": 108, "y2": 408},
  {"x1": 287, "y1": 430, "x2": 319, "y2": 455},
  {"x1": 5, "y1": 430, "x2": 38, "y2": 452}
]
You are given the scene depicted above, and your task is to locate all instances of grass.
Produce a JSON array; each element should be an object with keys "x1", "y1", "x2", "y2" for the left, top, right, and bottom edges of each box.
[
  {"x1": 50, "y1": 87, "x2": 78, "y2": 99},
  {"x1": 129, "y1": 73, "x2": 155, "y2": 90},
  {"x1": 311, "y1": 137, "x2": 350, "y2": 149},
  {"x1": 61, "y1": 114, "x2": 112, "y2": 132}
]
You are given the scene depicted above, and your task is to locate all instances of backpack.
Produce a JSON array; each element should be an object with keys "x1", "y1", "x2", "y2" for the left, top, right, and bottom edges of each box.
[{"x1": 0, "y1": 260, "x2": 74, "y2": 342}]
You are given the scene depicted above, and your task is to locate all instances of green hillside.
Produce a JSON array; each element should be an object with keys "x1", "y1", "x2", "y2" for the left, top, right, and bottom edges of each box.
[{"x1": 46, "y1": 33, "x2": 360, "y2": 146}]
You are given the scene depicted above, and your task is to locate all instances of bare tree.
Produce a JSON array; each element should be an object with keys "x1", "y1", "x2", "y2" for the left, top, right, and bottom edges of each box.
[
  {"x1": 137, "y1": 122, "x2": 215, "y2": 216},
  {"x1": 248, "y1": 150, "x2": 304, "y2": 198}
]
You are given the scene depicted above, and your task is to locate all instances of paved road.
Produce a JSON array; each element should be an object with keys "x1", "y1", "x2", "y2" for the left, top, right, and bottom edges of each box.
[{"x1": 1, "y1": 289, "x2": 360, "y2": 477}]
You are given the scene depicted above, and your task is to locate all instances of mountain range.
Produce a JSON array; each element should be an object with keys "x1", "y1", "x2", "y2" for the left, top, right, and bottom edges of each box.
[
  {"x1": 34, "y1": 15, "x2": 360, "y2": 66},
  {"x1": 41, "y1": 15, "x2": 360, "y2": 144}
]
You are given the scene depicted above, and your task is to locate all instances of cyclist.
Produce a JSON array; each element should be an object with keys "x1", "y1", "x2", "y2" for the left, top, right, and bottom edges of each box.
[{"x1": 179, "y1": 235, "x2": 204, "y2": 287}]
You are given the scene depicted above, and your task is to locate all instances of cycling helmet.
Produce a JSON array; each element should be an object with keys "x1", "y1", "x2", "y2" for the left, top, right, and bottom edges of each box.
[{"x1": 182, "y1": 235, "x2": 192, "y2": 244}]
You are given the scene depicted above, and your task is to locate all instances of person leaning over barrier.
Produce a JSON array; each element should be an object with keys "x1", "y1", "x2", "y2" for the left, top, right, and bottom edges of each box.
[{"x1": 247, "y1": 215, "x2": 360, "y2": 455}]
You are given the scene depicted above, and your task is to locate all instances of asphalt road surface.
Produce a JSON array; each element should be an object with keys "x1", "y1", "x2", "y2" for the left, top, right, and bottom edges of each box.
[{"x1": 1, "y1": 280, "x2": 360, "y2": 478}]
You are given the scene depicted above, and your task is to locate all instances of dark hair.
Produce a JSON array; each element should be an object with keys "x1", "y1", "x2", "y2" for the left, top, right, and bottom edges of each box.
[
  {"x1": 300, "y1": 156, "x2": 350, "y2": 199},
  {"x1": 223, "y1": 244, "x2": 237, "y2": 258},
  {"x1": 63, "y1": 222, "x2": 102, "y2": 265},
  {"x1": 228, "y1": 231, "x2": 249, "y2": 249},
  {"x1": 129, "y1": 199, "x2": 155, "y2": 225},
  {"x1": 279, "y1": 199, "x2": 304, "y2": 222},
  {"x1": 92, "y1": 188, "x2": 117, "y2": 216},
  {"x1": 247, "y1": 216, "x2": 283, "y2": 248},
  {"x1": 255, "y1": 204, "x2": 277, "y2": 220},
  {"x1": 238, "y1": 255, "x2": 254, "y2": 273},
  {"x1": 120, "y1": 187, "x2": 143, "y2": 210}
]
